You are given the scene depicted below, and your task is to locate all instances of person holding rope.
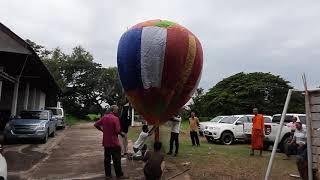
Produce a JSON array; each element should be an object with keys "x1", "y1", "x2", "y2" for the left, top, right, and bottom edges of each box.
[{"x1": 132, "y1": 125, "x2": 155, "y2": 159}]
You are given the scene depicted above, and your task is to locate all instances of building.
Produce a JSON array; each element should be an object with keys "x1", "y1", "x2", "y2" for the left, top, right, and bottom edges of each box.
[{"x1": 0, "y1": 22, "x2": 61, "y2": 129}]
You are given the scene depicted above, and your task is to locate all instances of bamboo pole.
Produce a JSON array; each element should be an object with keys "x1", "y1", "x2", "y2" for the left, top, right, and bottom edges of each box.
[
  {"x1": 265, "y1": 89, "x2": 293, "y2": 180},
  {"x1": 303, "y1": 74, "x2": 313, "y2": 180}
]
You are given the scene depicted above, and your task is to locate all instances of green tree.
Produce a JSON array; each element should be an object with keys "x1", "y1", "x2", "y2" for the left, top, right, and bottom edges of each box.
[
  {"x1": 26, "y1": 40, "x2": 125, "y2": 116},
  {"x1": 201, "y1": 72, "x2": 304, "y2": 117},
  {"x1": 188, "y1": 87, "x2": 205, "y2": 115},
  {"x1": 61, "y1": 46, "x2": 103, "y2": 115},
  {"x1": 97, "y1": 67, "x2": 124, "y2": 107},
  {"x1": 43, "y1": 48, "x2": 67, "y2": 89},
  {"x1": 25, "y1": 39, "x2": 51, "y2": 60}
]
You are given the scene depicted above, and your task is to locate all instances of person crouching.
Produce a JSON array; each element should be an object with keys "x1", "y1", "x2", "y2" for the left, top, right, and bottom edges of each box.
[
  {"x1": 132, "y1": 125, "x2": 154, "y2": 160},
  {"x1": 143, "y1": 141, "x2": 164, "y2": 180}
]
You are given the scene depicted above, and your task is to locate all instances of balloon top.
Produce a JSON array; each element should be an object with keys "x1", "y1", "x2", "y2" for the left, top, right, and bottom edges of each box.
[{"x1": 117, "y1": 19, "x2": 203, "y2": 125}]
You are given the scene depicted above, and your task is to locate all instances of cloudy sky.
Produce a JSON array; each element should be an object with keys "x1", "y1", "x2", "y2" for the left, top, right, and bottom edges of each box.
[{"x1": 1, "y1": 0, "x2": 320, "y2": 90}]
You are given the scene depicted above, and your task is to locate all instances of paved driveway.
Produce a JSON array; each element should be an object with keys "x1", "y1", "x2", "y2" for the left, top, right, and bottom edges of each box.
[{"x1": 4, "y1": 123, "x2": 190, "y2": 180}]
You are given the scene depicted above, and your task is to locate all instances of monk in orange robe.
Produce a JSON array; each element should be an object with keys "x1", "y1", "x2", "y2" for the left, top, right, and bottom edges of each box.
[{"x1": 251, "y1": 108, "x2": 264, "y2": 156}]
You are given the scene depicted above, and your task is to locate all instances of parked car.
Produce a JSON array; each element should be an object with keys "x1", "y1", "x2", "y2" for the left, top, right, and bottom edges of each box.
[
  {"x1": 204, "y1": 115, "x2": 254, "y2": 145},
  {"x1": 263, "y1": 114, "x2": 306, "y2": 152},
  {"x1": 4, "y1": 110, "x2": 57, "y2": 144},
  {"x1": 0, "y1": 145, "x2": 7, "y2": 180},
  {"x1": 204, "y1": 115, "x2": 271, "y2": 145},
  {"x1": 46, "y1": 107, "x2": 65, "y2": 129},
  {"x1": 198, "y1": 116, "x2": 228, "y2": 136}
]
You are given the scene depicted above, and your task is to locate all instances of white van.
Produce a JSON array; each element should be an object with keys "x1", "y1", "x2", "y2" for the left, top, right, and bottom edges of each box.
[{"x1": 46, "y1": 107, "x2": 65, "y2": 129}]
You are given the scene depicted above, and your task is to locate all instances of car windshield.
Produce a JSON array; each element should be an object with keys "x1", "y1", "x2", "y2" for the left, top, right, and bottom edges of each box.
[
  {"x1": 20, "y1": 111, "x2": 48, "y2": 120},
  {"x1": 272, "y1": 115, "x2": 294, "y2": 123},
  {"x1": 47, "y1": 108, "x2": 62, "y2": 116},
  {"x1": 210, "y1": 116, "x2": 223, "y2": 122},
  {"x1": 220, "y1": 116, "x2": 238, "y2": 124}
]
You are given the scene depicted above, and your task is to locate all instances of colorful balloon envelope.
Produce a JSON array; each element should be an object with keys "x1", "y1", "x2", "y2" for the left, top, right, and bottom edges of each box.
[{"x1": 117, "y1": 19, "x2": 203, "y2": 125}]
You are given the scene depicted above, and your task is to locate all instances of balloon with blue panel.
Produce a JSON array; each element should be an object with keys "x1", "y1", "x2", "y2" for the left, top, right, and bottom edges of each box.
[{"x1": 117, "y1": 19, "x2": 203, "y2": 125}]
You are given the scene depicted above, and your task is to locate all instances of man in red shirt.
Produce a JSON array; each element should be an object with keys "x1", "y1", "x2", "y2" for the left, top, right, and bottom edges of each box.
[{"x1": 94, "y1": 105, "x2": 128, "y2": 179}]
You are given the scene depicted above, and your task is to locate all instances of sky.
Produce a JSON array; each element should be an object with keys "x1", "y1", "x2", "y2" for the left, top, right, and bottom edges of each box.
[{"x1": 1, "y1": 0, "x2": 320, "y2": 90}]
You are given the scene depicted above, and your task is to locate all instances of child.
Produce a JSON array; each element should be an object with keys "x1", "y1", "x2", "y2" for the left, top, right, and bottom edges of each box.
[
  {"x1": 143, "y1": 141, "x2": 164, "y2": 180},
  {"x1": 132, "y1": 125, "x2": 154, "y2": 159}
]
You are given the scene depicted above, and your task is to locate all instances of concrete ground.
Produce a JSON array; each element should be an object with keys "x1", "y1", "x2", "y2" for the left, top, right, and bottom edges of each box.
[{"x1": 3, "y1": 123, "x2": 190, "y2": 180}]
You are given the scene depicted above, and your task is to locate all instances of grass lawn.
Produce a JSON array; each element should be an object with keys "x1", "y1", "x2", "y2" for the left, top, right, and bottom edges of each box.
[
  {"x1": 65, "y1": 114, "x2": 101, "y2": 126},
  {"x1": 128, "y1": 121, "x2": 299, "y2": 180}
]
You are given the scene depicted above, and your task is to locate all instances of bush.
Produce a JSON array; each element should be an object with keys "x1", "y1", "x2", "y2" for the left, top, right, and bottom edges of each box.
[
  {"x1": 199, "y1": 117, "x2": 212, "y2": 122},
  {"x1": 87, "y1": 114, "x2": 101, "y2": 121},
  {"x1": 65, "y1": 114, "x2": 79, "y2": 125}
]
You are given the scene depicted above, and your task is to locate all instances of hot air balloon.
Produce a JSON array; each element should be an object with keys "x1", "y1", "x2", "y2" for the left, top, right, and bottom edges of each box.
[{"x1": 117, "y1": 19, "x2": 203, "y2": 126}]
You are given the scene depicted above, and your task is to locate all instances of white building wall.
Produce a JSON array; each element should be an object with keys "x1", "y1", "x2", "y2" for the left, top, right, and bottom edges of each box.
[
  {"x1": 27, "y1": 89, "x2": 33, "y2": 110},
  {"x1": 16, "y1": 84, "x2": 25, "y2": 113},
  {"x1": 39, "y1": 91, "x2": 46, "y2": 110}
]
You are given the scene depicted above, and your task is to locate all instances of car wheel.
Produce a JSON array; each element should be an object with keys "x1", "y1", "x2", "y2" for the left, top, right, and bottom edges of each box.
[
  {"x1": 41, "y1": 131, "x2": 49, "y2": 144},
  {"x1": 206, "y1": 136, "x2": 213, "y2": 143},
  {"x1": 279, "y1": 135, "x2": 290, "y2": 153},
  {"x1": 221, "y1": 132, "x2": 234, "y2": 145},
  {"x1": 50, "y1": 129, "x2": 56, "y2": 137},
  {"x1": 263, "y1": 142, "x2": 271, "y2": 151},
  {"x1": 4, "y1": 135, "x2": 10, "y2": 144}
]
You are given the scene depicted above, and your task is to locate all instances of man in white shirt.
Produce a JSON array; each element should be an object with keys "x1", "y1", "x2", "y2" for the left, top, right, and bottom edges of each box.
[
  {"x1": 285, "y1": 122, "x2": 306, "y2": 159},
  {"x1": 167, "y1": 113, "x2": 182, "y2": 156},
  {"x1": 133, "y1": 125, "x2": 154, "y2": 159}
]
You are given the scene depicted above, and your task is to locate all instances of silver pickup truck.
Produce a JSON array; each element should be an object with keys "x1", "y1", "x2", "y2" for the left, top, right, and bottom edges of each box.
[{"x1": 4, "y1": 110, "x2": 58, "y2": 144}]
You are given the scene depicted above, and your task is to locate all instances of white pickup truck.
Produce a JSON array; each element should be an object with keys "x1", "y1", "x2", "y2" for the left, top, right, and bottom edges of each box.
[
  {"x1": 204, "y1": 115, "x2": 271, "y2": 145},
  {"x1": 198, "y1": 116, "x2": 228, "y2": 136},
  {"x1": 243, "y1": 114, "x2": 306, "y2": 151}
]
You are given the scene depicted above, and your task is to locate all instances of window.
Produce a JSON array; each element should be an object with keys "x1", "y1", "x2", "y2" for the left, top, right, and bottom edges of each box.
[
  {"x1": 20, "y1": 111, "x2": 48, "y2": 120},
  {"x1": 48, "y1": 108, "x2": 63, "y2": 116},
  {"x1": 264, "y1": 117, "x2": 272, "y2": 123},
  {"x1": 210, "y1": 116, "x2": 223, "y2": 123},
  {"x1": 298, "y1": 116, "x2": 306, "y2": 124},
  {"x1": 237, "y1": 117, "x2": 246, "y2": 125},
  {"x1": 220, "y1": 116, "x2": 238, "y2": 124},
  {"x1": 246, "y1": 116, "x2": 253, "y2": 123},
  {"x1": 272, "y1": 115, "x2": 293, "y2": 123}
]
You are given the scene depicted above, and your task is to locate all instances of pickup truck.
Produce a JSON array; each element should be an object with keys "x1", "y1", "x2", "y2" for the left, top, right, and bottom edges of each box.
[
  {"x1": 243, "y1": 113, "x2": 306, "y2": 151},
  {"x1": 204, "y1": 115, "x2": 268, "y2": 145},
  {"x1": 4, "y1": 110, "x2": 58, "y2": 144},
  {"x1": 198, "y1": 116, "x2": 228, "y2": 136}
]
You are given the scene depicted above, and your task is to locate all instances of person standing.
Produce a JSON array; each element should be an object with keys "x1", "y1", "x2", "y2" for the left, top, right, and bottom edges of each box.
[
  {"x1": 167, "y1": 113, "x2": 182, "y2": 156},
  {"x1": 120, "y1": 102, "x2": 130, "y2": 156},
  {"x1": 189, "y1": 112, "x2": 200, "y2": 146},
  {"x1": 250, "y1": 108, "x2": 264, "y2": 156},
  {"x1": 94, "y1": 105, "x2": 128, "y2": 179}
]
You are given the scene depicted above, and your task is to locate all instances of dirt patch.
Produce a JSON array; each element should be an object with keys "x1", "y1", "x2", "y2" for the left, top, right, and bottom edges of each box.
[{"x1": 4, "y1": 146, "x2": 47, "y2": 171}]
